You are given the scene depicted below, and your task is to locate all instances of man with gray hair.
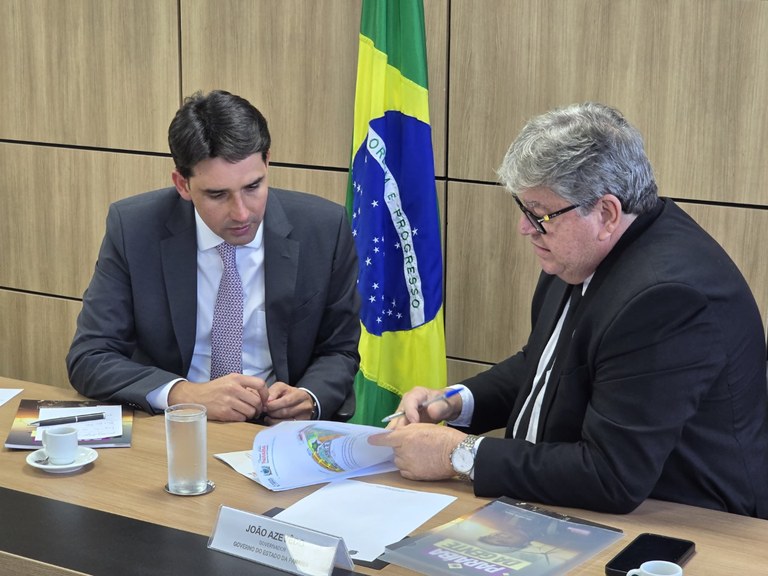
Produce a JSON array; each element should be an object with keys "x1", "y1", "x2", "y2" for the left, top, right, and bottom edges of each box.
[{"x1": 371, "y1": 102, "x2": 768, "y2": 518}]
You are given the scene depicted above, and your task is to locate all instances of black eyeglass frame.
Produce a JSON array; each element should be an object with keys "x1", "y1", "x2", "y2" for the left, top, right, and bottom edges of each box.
[{"x1": 511, "y1": 193, "x2": 580, "y2": 234}]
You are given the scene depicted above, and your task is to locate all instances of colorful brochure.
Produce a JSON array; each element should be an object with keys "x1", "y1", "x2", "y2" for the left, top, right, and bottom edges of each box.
[
  {"x1": 382, "y1": 497, "x2": 623, "y2": 576},
  {"x1": 4, "y1": 399, "x2": 133, "y2": 449},
  {"x1": 215, "y1": 420, "x2": 395, "y2": 491}
]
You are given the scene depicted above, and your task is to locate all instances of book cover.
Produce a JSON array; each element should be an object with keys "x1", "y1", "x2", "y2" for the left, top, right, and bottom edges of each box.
[
  {"x1": 382, "y1": 497, "x2": 623, "y2": 576},
  {"x1": 4, "y1": 399, "x2": 133, "y2": 449}
]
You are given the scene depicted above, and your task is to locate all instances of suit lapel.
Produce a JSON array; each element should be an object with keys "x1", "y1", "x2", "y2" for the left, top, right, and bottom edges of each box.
[
  {"x1": 161, "y1": 198, "x2": 197, "y2": 375},
  {"x1": 506, "y1": 279, "x2": 571, "y2": 436},
  {"x1": 534, "y1": 201, "x2": 665, "y2": 438},
  {"x1": 535, "y1": 285, "x2": 584, "y2": 440},
  {"x1": 262, "y1": 192, "x2": 298, "y2": 382},
  {"x1": 511, "y1": 200, "x2": 665, "y2": 441}
]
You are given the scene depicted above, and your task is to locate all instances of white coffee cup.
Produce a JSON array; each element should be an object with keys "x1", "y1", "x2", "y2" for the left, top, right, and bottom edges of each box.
[
  {"x1": 627, "y1": 560, "x2": 683, "y2": 576},
  {"x1": 41, "y1": 426, "x2": 79, "y2": 465}
]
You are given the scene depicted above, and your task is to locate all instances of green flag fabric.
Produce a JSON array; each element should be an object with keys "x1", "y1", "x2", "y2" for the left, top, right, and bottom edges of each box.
[{"x1": 347, "y1": 0, "x2": 447, "y2": 426}]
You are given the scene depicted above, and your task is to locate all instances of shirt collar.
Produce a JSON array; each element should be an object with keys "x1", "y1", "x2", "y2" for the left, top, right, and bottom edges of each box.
[{"x1": 193, "y1": 209, "x2": 263, "y2": 251}]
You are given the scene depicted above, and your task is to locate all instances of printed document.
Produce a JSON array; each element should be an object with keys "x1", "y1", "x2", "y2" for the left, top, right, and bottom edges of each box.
[
  {"x1": 215, "y1": 420, "x2": 396, "y2": 491},
  {"x1": 32, "y1": 405, "x2": 123, "y2": 441}
]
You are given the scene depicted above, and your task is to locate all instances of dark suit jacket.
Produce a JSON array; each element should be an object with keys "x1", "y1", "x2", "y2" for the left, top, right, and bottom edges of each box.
[
  {"x1": 462, "y1": 199, "x2": 768, "y2": 518},
  {"x1": 67, "y1": 187, "x2": 361, "y2": 416}
]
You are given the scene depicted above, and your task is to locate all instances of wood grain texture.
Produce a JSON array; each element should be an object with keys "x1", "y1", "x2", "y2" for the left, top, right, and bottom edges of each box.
[
  {"x1": 445, "y1": 182, "x2": 541, "y2": 363},
  {"x1": 0, "y1": 554, "x2": 87, "y2": 576},
  {"x1": 0, "y1": 0, "x2": 179, "y2": 151},
  {"x1": 0, "y1": 144, "x2": 172, "y2": 298},
  {"x1": 268, "y1": 166, "x2": 349, "y2": 206},
  {"x1": 448, "y1": 0, "x2": 768, "y2": 205},
  {"x1": 180, "y1": 0, "x2": 448, "y2": 175},
  {"x1": 2, "y1": 0, "x2": 767, "y2": 399},
  {"x1": 0, "y1": 292, "x2": 81, "y2": 389},
  {"x1": 447, "y1": 358, "x2": 492, "y2": 385},
  {"x1": 1, "y1": 378, "x2": 767, "y2": 576}
]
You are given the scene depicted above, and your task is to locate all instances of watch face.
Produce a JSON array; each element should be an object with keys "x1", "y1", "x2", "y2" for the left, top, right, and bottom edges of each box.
[{"x1": 451, "y1": 447, "x2": 474, "y2": 475}]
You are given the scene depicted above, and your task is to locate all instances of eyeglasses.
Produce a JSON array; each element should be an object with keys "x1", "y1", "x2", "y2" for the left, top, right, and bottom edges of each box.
[{"x1": 511, "y1": 193, "x2": 580, "y2": 234}]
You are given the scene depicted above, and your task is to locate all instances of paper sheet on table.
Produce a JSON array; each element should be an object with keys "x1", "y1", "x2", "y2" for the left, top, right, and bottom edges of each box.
[
  {"x1": 0, "y1": 389, "x2": 22, "y2": 407},
  {"x1": 274, "y1": 479, "x2": 456, "y2": 562},
  {"x1": 32, "y1": 405, "x2": 123, "y2": 441},
  {"x1": 214, "y1": 450, "x2": 260, "y2": 481},
  {"x1": 215, "y1": 450, "x2": 396, "y2": 486}
]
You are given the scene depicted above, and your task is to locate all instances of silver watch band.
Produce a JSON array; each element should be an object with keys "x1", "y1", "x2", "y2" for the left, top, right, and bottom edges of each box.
[{"x1": 450, "y1": 434, "x2": 480, "y2": 482}]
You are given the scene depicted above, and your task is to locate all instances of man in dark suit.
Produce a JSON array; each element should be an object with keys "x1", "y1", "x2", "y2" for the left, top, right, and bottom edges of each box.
[
  {"x1": 67, "y1": 90, "x2": 360, "y2": 423},
  {"x1": 371, "y1": 102, "x2": 768, "y2": 518}
]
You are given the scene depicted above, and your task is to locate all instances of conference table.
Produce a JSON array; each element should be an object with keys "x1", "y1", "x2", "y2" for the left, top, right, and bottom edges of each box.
[{"x1": 1, "y1": 376, "x2": 766, "y2": 575}]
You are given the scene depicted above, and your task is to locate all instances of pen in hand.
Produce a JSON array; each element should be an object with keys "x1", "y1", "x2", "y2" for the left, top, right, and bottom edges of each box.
[
  {"x1": 28, "y1": 412, "x2": 106, "y2": 427},
  {"x1": 381, "y1": 388, "x2": 462, "y2": 423}
]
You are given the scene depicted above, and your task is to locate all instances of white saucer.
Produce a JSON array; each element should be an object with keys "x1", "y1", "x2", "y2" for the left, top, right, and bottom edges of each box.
[{"x1": 26, "y1": 447, "x2": 98, "y2": 474}]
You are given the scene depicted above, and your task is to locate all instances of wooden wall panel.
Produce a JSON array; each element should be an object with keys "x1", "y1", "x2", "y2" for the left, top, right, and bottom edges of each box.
[
  {"x1": 0, "y1": 291, "x2": 82, "y2": 389},
  {"x1": 0, "y1": 144, "x2": 172, "y2": 298},
  {"x1": 269, "y1": 167, "x2": 349, "y2": 207},
  {"x1": 445, "y1": 182, "x2": 541, "y2": 363},
  {"x1": 448, "y1": 0, "x2": 768, "y2": 206},
  {"x1": 424, "y1": 0, "x2": 449, "y2": 177},
  {"x1": 1, "y1": 0, "x2": 766, "y2": 389},
  {"x1": 447, "y1": 358, "x2": 491, "y2": 387},
  {"x1": 0, "y1": 0, "x2": 179, "y2": 152},
  {"x1": 180, "y1": 0, "x2": 448, "y2": 175}
]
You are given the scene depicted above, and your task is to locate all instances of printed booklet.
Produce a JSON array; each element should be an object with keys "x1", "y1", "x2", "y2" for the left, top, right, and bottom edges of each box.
[
  {"x1": 381, "y1": 497, "x2": 623, "y2": 576},
  {"x1": 215, "y1": 420, "x2": 396, "y2": 491},
  {"x1": 4, "y1": 399, "x2": 133, "y2": 449}
]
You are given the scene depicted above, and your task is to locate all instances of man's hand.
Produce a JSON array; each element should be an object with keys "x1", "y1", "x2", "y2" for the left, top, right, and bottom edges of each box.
[
  {"x1": 264, "y1": 382, "x2": 314, "y2": 424},
  {"x1": 386, "y1": 386, "x2": 463, "y2": 430},
  {"x1": 369, "y1": 423, "x2": 467, "y2": 481},
  {"x1": 168, "y1": 375, "x2": 269, "y2": 421}
]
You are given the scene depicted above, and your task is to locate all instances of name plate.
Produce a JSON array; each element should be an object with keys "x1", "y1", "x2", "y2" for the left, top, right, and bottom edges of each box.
[{"x1": 208, "y1": 505, "x2": 354, "y2": 576}]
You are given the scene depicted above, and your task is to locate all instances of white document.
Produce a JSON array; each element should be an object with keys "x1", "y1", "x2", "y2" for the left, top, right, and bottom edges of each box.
[
  {"x1": 214, "y1": 450, "x2": 260, "y2": 481},
  {"x1": 33, "y1": 405, "x2": 123, "y2": 441},
  {"x1": 0, "y1": 389, "x2": 22, "y2": 407},
  {"x1": 215, "y1": 420, "x2": 395, "y2": 491},
  {"x1": 274, "y1": 479, "x2": 457, "y2": 562}
]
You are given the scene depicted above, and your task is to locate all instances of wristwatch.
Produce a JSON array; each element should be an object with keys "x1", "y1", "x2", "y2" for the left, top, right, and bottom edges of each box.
[{"x1": 450, "y1": 434, "x2": 479, "y2": 481}]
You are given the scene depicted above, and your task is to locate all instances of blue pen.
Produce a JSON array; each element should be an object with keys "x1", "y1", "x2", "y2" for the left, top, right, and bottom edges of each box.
[{"x1": 381, "y1": 388, "x2": 462, "y2": 423}]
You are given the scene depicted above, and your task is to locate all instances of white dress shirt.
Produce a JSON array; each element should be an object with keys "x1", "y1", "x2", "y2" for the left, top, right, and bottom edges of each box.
[{"x1": 146, "y1": 209, "x2": 274, "y2": 409}]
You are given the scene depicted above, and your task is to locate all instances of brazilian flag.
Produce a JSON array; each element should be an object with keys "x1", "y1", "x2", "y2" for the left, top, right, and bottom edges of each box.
[{"x1": 347, "y1": 0, "x2": 447, "y2": 426}]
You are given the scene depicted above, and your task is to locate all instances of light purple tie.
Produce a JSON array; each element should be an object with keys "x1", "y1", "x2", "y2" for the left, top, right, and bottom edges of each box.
[{"x1": 210, "y1": 242, "x2": 244, "y2": 380}]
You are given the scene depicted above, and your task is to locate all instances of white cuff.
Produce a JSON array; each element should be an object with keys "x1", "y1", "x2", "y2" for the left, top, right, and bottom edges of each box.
[
  {"x1": 146, "y1": 379, "x2": 185, "y2": 411},
  {"x1": 447, "y1": 384, "x2": 474, "y2": 427},
  {"x1": 299, "y1": 387, "x2": 320, "y2": 419}
]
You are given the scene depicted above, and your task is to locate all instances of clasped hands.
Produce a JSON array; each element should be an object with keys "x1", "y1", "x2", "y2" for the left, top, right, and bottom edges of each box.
[
  {"x1": 168, "y1": 374, "x2": 314, "y2": 423},
  {"x1": 368, "y1": 386, "x2": 470, "y2": 481}
]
